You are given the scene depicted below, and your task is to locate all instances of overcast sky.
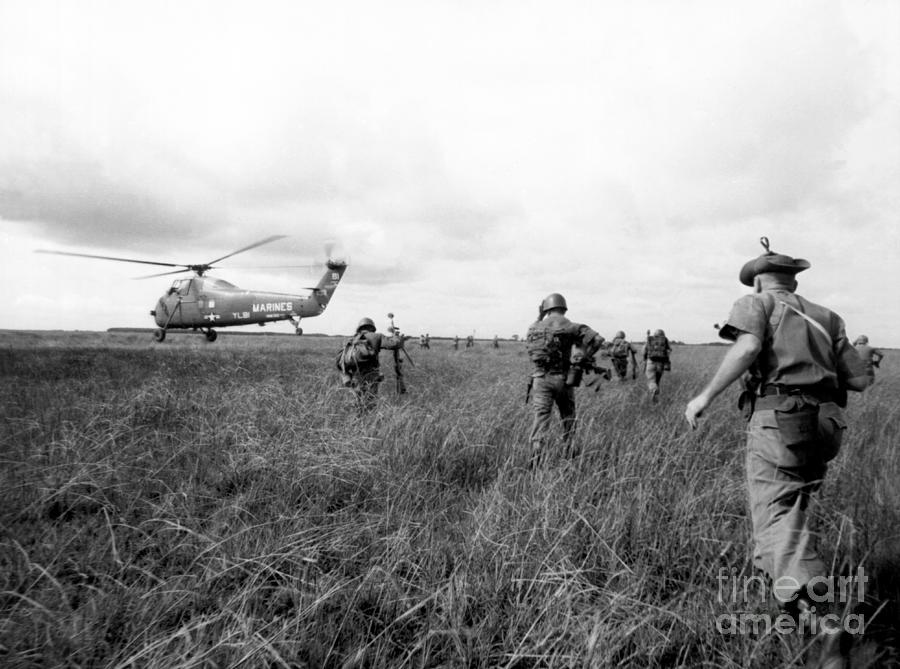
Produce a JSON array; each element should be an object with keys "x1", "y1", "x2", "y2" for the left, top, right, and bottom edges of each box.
[{"x1": 1, "y1": 0, "x2": 898, "y2": 344}]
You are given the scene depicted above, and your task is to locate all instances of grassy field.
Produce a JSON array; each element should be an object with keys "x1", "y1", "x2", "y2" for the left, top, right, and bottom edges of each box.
[{"x1": 1, "y1": 331, "x2": 898, "y2": 668}]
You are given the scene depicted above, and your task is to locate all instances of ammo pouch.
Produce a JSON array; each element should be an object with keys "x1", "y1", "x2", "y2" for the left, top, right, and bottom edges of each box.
[{"x1": 772, "y1": 396, "x2": 820, "y2": 447}]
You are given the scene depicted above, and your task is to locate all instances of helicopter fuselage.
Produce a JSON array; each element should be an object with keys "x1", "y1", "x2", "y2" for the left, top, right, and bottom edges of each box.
[{"x1": 151, "y1": 260, "x2": 347, "y2": 332}]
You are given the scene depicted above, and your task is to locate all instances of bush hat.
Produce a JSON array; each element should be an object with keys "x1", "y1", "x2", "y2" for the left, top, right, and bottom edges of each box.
[{"x1": 739, "y1": 237, "x2": 810, "y2": 286}]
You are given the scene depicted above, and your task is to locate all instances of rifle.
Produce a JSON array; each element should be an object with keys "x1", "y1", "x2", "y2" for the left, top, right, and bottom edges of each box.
[
  {"x1": 387, "y1": 312, "x2": 414, "y2": 395},
  {"x1": 579, "y1": 355, "x2": 612, "y2": 392}
]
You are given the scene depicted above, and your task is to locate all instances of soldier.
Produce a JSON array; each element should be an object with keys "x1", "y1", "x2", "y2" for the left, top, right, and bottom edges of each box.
[
  {"x1": 685, "y1": 240, "x2": 870, "y2": 667},
  {"x1": 525, "y1": 293, "x2": 604, "y2": 465},
  {"x1": 854, "y1": 335, "x2": 884, "y2": 383},
  {"x1": 643, "y1": 328, "x2": 672, "y2": 401},
  {"x1": 424, "y1": 333, "x2": 431, "y2": 349},
  {"x1": 453, "y1": 335, "x2": 460, "y2": 350},
  {"x1": 419, "y1": 334, "x2": 427, "y2": 349},
  {"x1": 493, "y1": 334, "x2": 500, "y2": 349},
  {"x1": 337, "y1": 317, "x2": 408, "y2": 412},
  {"x1": 609, "y1": 330, "x2": 638, "y2": 381},
  {"x1": 466, "y1": 334, "x2": 475, "y2": 348}
]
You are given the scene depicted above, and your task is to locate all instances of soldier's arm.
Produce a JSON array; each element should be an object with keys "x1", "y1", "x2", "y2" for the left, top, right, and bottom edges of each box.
[
  {"x1": 833, "y1": 319, "x2": 870, "y2": 391},
  {"x1": 571, "y1": 323, "x2": 604, "y2": 357},
  {"x1": 685, "y1": 331, "x2": 762, "y2": 429}
]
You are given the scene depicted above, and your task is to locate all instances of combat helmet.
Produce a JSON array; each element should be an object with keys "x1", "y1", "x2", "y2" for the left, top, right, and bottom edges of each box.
[
  {"x1": 855, "y1": 335, "x2": 869, "y2": 345},
  {"x1": 541, "y1": 293, "x2": 568, "y2": 313},
  {"x1": 356, "y1": 317, "x2": 376, "y2": 333},
  {"x1": 615, "y1": 330, "x2": 626, "y2": 339},
  {"x1": 653, "y1": 329, "x2": 666, "y2": 337}
]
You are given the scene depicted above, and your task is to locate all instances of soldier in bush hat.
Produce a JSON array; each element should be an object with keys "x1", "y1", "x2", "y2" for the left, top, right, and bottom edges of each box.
[
  {"x1": 685, "y1": 238, "x2": 870, "y2": 665},
  {"x1": 853, "y1": 334, "x2": 884, "y2": 384},
  {"x1": 525, "y1": 293, "x2": 605, "y2": 465},
  {"x1": 336, "y1": 317, "x2": 408, "y2": 412}
]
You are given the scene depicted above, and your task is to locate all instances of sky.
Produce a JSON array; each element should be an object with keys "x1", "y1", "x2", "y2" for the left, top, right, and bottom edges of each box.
[{"x1": 1, "y1": 0, "x2": 898, "y2": 344}]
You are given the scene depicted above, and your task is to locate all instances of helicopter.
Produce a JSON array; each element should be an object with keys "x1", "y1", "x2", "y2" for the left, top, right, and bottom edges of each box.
[{"x1": 37, "y1": 235, "x2": 347, "y2": 342}]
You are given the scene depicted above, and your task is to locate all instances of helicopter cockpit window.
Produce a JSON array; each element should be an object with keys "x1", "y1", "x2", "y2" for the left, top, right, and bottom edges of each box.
[{"x1": 167, "y1": 279, "x2": 192, "y2": 296}]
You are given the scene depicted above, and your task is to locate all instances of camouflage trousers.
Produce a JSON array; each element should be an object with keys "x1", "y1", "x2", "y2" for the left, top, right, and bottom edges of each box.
[
  {"x1": 529, "y1": 373, "x2": 577, "y2": 464},
  {"x1": 611, "y1": 357, "x2": 629, "y2": 380},
  {"x1": 745, "y1": 402, "x2": 846, "y2": 608}
]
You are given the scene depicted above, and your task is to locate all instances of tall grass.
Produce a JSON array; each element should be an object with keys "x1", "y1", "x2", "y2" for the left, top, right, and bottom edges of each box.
[{"x1": 1, "y1": 334, "x2": 897, "y2": 668}]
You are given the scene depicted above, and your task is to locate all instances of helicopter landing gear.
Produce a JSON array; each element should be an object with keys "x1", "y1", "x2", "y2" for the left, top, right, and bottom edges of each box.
[
  {"x1": 205, "y1": 329, "x2": 218, "y2": 342},
  {"x1": 153, "y1": 328, "x2": 166, "y2": 343},
  {"x1": 289, "y1": 315, "x2": 303, "y2": 336}
]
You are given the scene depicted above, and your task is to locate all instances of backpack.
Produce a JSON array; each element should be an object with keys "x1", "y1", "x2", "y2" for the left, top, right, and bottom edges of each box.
[
  {"x1": 526, "y1": 322, "x2": 566, "y2": 370},
  {"x1": 611, "y1": 338, "x2": 631, "y2": 358},
  {"x1": 336, "y1": 332, "x2": 376, "y2": 372},
  {"x1": 646, "y1": 335, "x2": 669, "y2": 361}
]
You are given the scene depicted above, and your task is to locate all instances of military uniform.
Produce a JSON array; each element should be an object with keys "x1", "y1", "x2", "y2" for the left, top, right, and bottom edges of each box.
[
  {"x1": 609, "y1": 331, "x2": 637, "y2": 381},
  {"x1": 642, "y1": 330, "x2": 671, "y2": 401},
  {"x1": 720, "y1": 290, "x2": 867, "y2": 606},
  {"x1": 854, "y1": 336, "x2": 883, "y2": 383},
  {"x1": 340, "y1": 318, "x2": 406, "y2": 412},
  {"x1": 526, "y1": 294, "x2": 604, "y2": 464},
  {"x1": 686, "y1": 241, "x2": 869, "y2": 628}
]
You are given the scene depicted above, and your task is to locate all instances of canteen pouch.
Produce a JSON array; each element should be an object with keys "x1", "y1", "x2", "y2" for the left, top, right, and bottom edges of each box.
[
  {"x1": 773, "y1": 396, "x2": 820, "y2": 447},
  {"x1": 816, "y1": 402, "x2": 847, "y2": 462}
]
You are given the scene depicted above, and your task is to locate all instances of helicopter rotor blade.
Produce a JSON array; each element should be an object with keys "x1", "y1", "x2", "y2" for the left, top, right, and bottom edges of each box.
[
  {"x1": 133, "y1": 268, "x2": 195, "y2": 279},
  {"x1": 35, "y1": 249, "x2": 183, "y2": 268},
  {"x1": 204, "y1": 235, "x2": 287, "y2": 266},
  {"x1": 225, "y1": 264, "x2": 323, "y2": 270}
]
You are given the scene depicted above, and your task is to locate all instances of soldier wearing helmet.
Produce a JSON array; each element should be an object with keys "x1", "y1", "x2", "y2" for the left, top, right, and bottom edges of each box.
[
  {"x1": 685, "y1": 239, "x2": 870, "y2": 666},
  {"x1": 525, "y1": 293, "x2": 605, "y2": 465},
  {"x1": 608, "y1": 330, "x2": 638, "y2": 381},
  {"x1": 642, "y1": 328, "x2": 672, "y2": 401},
  {"x1": 853, "y1": 335, "x2": 884, "y2": 383},
  {"x1": 336, "y1": 317, "x2": 408, "y2": 411}
]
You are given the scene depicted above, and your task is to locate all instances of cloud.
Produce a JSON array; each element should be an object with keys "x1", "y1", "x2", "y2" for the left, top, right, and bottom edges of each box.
[{"x1": 0, "y1": 0, "x2": 898, "y2": 343}]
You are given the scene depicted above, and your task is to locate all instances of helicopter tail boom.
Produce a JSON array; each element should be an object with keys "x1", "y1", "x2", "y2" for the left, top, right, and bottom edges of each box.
[{"x1": 311, "y1": 260, "x2": 348, "y2": 312}]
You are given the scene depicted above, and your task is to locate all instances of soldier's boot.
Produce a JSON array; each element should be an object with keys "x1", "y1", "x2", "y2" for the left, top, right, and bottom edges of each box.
[{"x1": 795, "y1": 599, "x2": 851, "y2": 669}]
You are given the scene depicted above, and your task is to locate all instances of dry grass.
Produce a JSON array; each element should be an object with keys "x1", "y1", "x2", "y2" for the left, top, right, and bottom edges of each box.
[{"x1": 1, "y1": 331, "x2": 898, "y2": 668}]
